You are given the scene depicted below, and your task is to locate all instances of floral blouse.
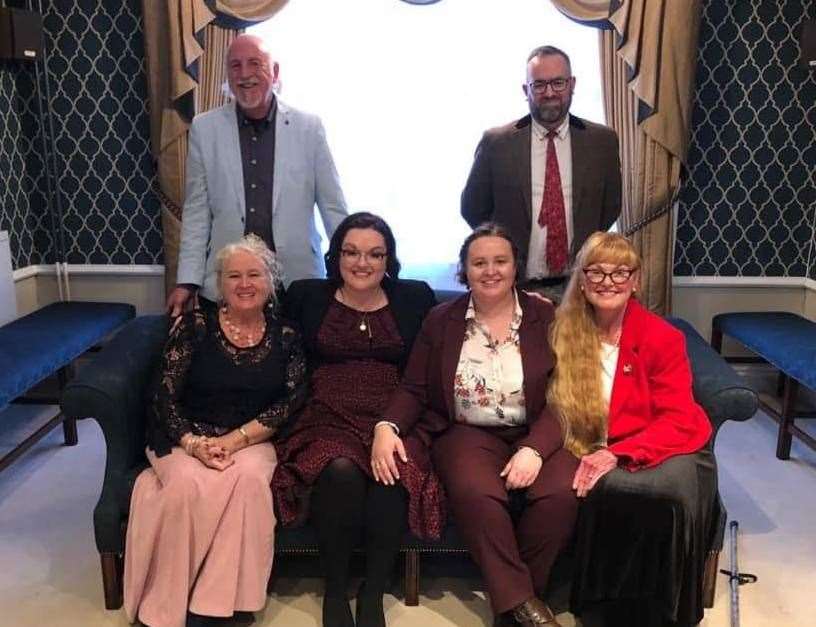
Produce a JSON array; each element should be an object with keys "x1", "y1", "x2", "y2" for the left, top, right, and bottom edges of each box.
[
  {"x1": 148, "y1": 306, "x2": 307, "y2": 456},
  {"x1": 454, "y1": 292, "x2": 526, "y2": 427}
]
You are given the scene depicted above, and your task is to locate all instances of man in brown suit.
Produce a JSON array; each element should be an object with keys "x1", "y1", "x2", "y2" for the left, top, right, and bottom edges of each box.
[{"x1": 461, "y1": 45, "x2": 621, "y2": 299}]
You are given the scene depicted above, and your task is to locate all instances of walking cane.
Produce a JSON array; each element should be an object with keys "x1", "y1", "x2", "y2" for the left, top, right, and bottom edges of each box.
[{"x1": 721, "y1": 520, "x2": 758, "y2": 627}]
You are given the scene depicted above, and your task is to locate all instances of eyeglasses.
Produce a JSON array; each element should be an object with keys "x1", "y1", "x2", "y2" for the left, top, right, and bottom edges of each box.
[
  {"x1": 528, "y1": 77, "x2": 571, "y2": 94},
  {"x1": 340, "y1": 248, "x2": 387, "y2": 264},
  {"x1": 583, "y1": 268, "x2": 635, "y2": 285}
]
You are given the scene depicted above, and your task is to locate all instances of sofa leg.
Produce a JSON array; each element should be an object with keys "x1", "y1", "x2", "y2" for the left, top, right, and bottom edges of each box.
[
  {"x1": 404, "y1": 550, "x2": 419, "y2": 606},
  {"x1": 100, "y1": 552, "x2": 123, "y2": 610},
  {"x1": 57, "y1": 367, "x2": 78, "y2": 446},
  {"x1": 702, "y1": 550, "x2": 719, "y2": 608},
  {"x1": 62, "y1": 417, "x2": 78, "y2": 446},
  {"x1": 710, "y1": 328, "x2": 723, "y2": 353},
  {"x1": 776, "y1": 377, "x2": 798, "y2": 460}
]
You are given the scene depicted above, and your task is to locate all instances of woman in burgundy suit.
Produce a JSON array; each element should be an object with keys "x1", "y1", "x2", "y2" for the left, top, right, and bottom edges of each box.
[
  {"x1": 548, "y1": 232, "x2": 713, "y2": 627},
  {"x1": 374, "y1": 223, "x2": 578, "y2": 627}
]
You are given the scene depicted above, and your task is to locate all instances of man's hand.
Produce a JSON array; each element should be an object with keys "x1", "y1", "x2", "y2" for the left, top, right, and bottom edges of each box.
[
  {"x1": 371, "y1": 423, "x2": 408, "y2": 485},
  {"x1": 500, "y1": 446, "x2": 543, "y2": 490},
  {"x1": 166, "y1": 285, "x2": 196, "y2": 317},
  {"x1": 572, "y1": 448, "x2": 618, "y2": 498},
  {"x1": 523, "y1": 290, "x2": 553, "y2": 307}
]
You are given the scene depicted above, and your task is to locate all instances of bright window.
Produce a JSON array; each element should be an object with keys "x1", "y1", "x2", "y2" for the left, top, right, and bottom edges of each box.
[{"x1": 251, "y1": 0, "x2": 604, "y2": 287}]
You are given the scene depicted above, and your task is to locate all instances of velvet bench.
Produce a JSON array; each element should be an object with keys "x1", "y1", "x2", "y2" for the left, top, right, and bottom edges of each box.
[
  {"x1": 0, "y1": 301, "x2": 135, "y2": 472},
  {"x1": 712, "y1": 311, "x2": 816, "y2": 459},
  {"x1": 60, "y1": 311, "x2": 757, "y2": 615}
]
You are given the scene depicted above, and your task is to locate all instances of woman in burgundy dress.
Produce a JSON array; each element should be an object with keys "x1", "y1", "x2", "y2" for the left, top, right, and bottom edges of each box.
[{"x1": 272, "y1": 212, "x2": 445, "y2": 627}]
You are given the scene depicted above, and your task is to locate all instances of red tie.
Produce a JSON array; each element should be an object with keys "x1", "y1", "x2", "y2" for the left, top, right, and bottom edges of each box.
[{"x1": 537, "y1": 131, "x2": 568, "y2": 275}]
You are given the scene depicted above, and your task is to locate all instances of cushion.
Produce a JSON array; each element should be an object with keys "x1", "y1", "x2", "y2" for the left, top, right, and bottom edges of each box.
[
  {"x1": 0, "y1": 301, "x2": 135, "y2": 410},
  {"x1": 713, "y1": 312, "x2": 816, "y2": 390}
]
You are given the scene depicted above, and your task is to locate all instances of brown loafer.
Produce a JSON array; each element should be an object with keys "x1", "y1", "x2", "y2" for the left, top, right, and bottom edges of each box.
[{"x1": 511, "y1": 597, "x2": 562, "y2": 626}]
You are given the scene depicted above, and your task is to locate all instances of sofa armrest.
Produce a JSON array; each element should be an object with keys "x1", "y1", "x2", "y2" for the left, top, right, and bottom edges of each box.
[
  {"x1": 667, "y1": 317, "x2": 758, "y2": 435},
  {"x1": 60, "y1": 314, "x2": 168, "y2": 552}
]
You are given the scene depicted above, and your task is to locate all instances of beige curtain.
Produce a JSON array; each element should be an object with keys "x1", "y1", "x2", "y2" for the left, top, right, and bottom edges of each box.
[
  {"x1": 552, "y1": 0, "x2": 702, "y2": 314},
  {"x1": 141, "y1": 0, "x2": 288, "y2": 294}
]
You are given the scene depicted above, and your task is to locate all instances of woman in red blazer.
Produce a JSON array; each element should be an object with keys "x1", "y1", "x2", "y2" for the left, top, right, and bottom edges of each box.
[
  {"x1": 548, "y1": 232, "x2": 714, "y2": 627},
  {"x1": 373, "y1": 224, "x2": 577, "y2": 627}
]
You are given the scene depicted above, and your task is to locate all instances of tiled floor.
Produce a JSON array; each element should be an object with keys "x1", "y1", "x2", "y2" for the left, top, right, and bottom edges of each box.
[{"x1": 0, "y1": 401, "x2": 813, "y2": 626}]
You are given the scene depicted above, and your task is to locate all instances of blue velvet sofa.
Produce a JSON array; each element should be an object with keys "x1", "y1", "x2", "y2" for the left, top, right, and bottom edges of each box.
[{"x1": 60, "y1": 296, "x2": 757, "y2": 614}]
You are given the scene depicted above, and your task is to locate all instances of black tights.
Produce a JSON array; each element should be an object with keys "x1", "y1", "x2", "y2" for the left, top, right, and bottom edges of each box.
[{"x1": 311, "y1": 458, "x2": 407, "y2": 627}]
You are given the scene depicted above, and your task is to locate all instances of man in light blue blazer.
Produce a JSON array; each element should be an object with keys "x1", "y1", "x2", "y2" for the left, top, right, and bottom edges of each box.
[{"x1": 168, "y1": 34, "x2": 347, "y2": 314}]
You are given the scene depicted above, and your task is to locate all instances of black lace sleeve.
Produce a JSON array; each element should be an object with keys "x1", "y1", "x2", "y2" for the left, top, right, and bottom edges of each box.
[
  {"x1": 152, "y1": 312, "x2": 204, "y2": 444},
  {"x1": 254, "y1": 324, "x2": 308, "y2": 430}
]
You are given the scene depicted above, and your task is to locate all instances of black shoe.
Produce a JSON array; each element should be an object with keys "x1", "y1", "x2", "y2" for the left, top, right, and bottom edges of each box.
[
  {"x1": 493, "y1": 612, "x2": 516, "y2": 627},
  {"x1": 356, "y1": 583, "x2": 386, "y2": 627},
  {"x1": 323, "y1": 592, "x2": 354, "y2": 627}
]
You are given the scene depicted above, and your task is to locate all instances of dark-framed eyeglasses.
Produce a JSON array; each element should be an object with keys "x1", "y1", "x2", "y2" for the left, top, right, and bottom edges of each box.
[
  {"x1": 583, "y1": 267, "x2": 635, "y2": 285},
  {"x1": 528, "y1": 77, "x2": 571, "y2": 94},
  {"x1": 340, "y1": 248, "x2": 388, "y2": 264}
]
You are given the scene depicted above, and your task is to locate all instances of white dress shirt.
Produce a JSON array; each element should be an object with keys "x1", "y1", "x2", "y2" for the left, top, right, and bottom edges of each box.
[{"x1": 526, "y1": 116, "x2": 573, "y2": 280}]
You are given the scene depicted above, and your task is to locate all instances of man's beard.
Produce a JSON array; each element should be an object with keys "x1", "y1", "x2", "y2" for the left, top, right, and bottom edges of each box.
[{"x1": 529, "y1": 97, "x2": 570, "y2": 126}]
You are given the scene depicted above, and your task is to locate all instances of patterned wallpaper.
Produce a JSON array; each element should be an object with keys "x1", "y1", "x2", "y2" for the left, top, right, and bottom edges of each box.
[
  {"x1": 0, "y1": 0, "x2": 162, "y2": 269},
  {"x1": 0, "y1": 61, "x2": 54, "y2": 268},
  {"x1": 675, "y1": 0, "x2": 816, "y2": 278}
]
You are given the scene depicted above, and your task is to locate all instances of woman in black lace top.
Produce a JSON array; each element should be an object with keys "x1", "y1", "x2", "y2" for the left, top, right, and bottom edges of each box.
[{"x1": 124, "y1": 234, "x2": 306, "y2": 627}]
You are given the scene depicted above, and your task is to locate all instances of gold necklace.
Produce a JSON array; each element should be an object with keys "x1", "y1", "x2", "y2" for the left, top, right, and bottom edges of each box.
[
  {"x1": 338, "y1": 287, "x2": 382, "y2": 337},
  {"x1": 220, "y1": 307, "x2": 266, "y2": 345}
]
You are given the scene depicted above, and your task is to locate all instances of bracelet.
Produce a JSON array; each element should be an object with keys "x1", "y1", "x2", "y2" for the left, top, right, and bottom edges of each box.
[
  {"x1": 183, "y1": 434, "x2": 206, "y2": 456},
  {"x1": 182, "y1": 434, "x2": 196, "y2": 456},
  {"x1": 238, "y1": 426, "x2": 251, "y2": 446}
]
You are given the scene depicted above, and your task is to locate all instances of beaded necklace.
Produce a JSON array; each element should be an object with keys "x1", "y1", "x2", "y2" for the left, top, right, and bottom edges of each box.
[{"x1": 220, "y1": 307, "x2": 266, "y2": 346}]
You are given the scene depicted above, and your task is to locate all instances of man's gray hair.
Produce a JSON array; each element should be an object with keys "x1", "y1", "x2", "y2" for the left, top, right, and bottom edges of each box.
[{"x1": 215, "y1": 234, "x2": 282, "y2": 306}]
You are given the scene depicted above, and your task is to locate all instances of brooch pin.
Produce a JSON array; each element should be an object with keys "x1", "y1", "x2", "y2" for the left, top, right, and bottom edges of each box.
[{"x1": 623, "y1": 364, "x2": 633, "y2": 374}]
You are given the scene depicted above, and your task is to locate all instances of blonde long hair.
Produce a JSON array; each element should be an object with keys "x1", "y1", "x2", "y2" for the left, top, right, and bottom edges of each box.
[{"x1": 547, "y1": 232, "x2": 641, "y2": 456}]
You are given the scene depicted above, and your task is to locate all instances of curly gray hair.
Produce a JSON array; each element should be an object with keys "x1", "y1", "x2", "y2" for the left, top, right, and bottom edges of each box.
[{"x1": 214, "y1": 234, "x2": 282, "y2": 307}]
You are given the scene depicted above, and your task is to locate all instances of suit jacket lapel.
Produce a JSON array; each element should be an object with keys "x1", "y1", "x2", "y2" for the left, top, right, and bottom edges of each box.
[
  {"x1": 517, "y1": 293, "x2": 545, "y2": 417},
  {"x1": 272, "y1": 100, "x2": 290, "y2": 216},
  {"x1": 383, "y1": 280, "x2": 414, "y2": 345},
  {"x1": 513, "y1": 119, "x2": 532, "y2": 228},
  {"x1": 608, "y1": 299, "x2": 638, "y2": 422},
  {"x1": 302, "y1": 282, "x2": 334, "y2": 351},
  {"x1": 441, "y1": 297, "x2": 468, "y2": 420},
  {"x1": 568, "y1": 115, "x2": 591, "y2": 254},
  {"x1": 224, "y1": 104, "x2": 245, "y2": 220}
]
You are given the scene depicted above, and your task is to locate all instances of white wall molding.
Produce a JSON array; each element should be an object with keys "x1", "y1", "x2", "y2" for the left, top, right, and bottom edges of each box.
[
  {"x1": 673, "y1": 276, "x2": 813, "y2": 289},
  {"x1": 13, "y1": 264, "x2": 165, "y2": 281}
]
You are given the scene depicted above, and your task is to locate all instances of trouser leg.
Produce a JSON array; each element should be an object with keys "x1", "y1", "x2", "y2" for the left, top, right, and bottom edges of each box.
[{"x1": 433, "y1": 425, "x2": 534, "y2": 614}]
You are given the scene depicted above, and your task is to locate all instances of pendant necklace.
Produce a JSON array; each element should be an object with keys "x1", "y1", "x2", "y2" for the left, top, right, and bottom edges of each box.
[{"x1": 339, "y1": 288, "x2": 377, "y2": 339}]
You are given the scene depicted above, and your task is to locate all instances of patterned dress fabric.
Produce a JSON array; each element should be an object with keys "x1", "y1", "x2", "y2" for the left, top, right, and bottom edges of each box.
[{"x1": 273, "y1": 300, "x2": 446, "y2": 539}]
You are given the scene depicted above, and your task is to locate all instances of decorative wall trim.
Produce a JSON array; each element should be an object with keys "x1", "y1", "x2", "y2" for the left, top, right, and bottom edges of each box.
[
  {"x1": 672, "y1": 276, "x2": 809, "y2": 288},
  {"x1": 13, "y1": 264, "x2": 165, "y2": 281}
]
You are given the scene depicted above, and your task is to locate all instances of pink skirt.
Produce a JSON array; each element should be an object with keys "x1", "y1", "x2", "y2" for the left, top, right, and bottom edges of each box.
[{"x1": 124, "y1": 443, "x2": 277, "y2": 627}]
